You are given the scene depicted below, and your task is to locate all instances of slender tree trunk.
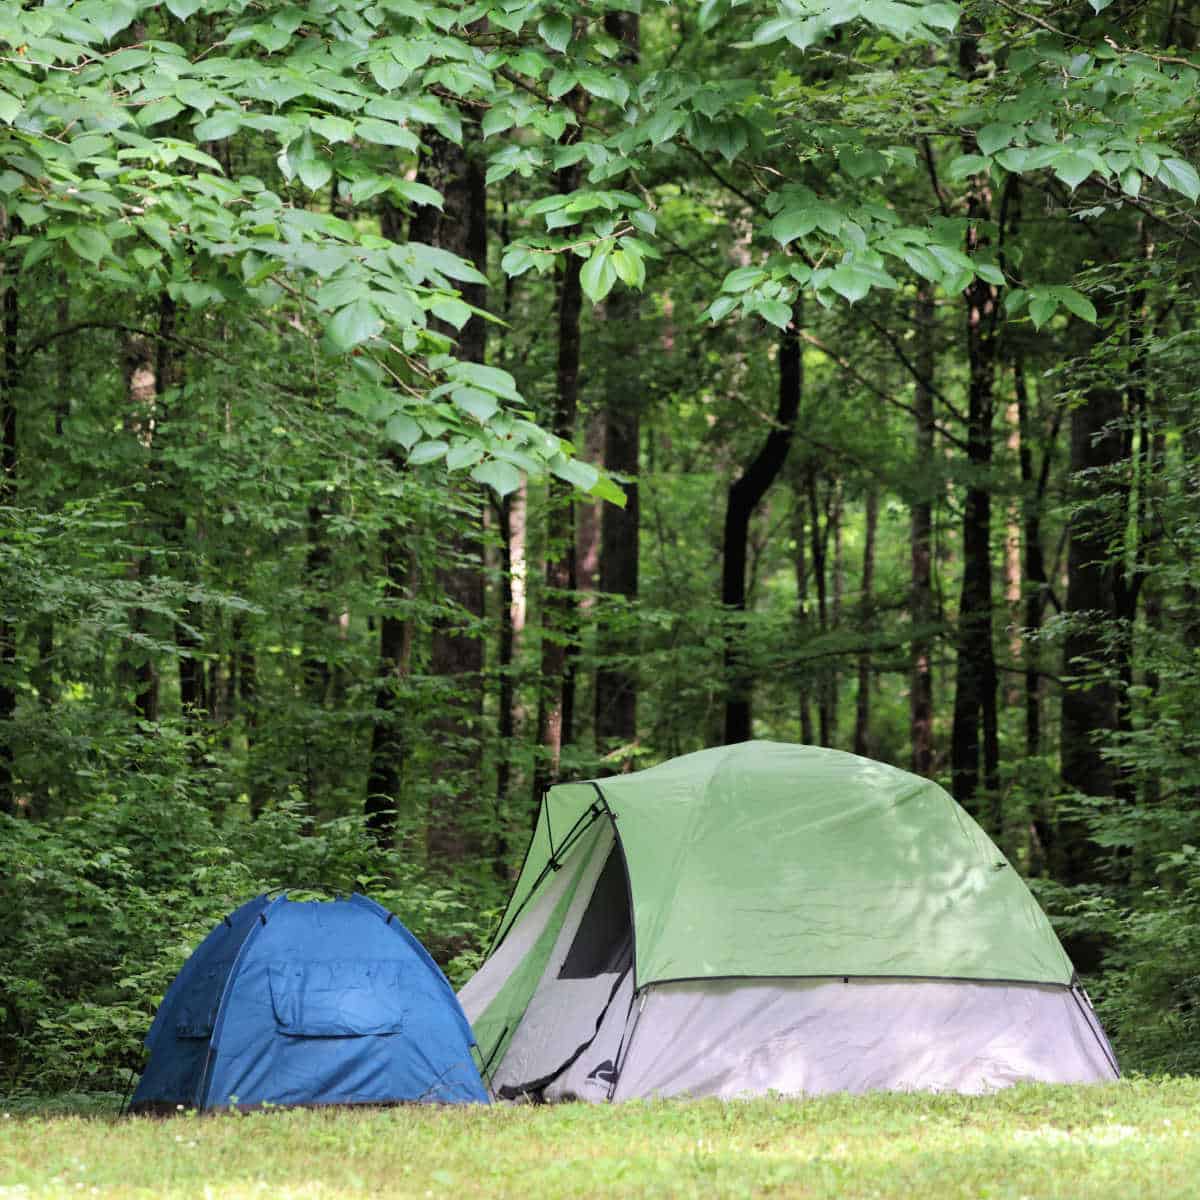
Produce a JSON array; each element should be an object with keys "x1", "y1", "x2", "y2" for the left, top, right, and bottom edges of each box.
[
  {"x1": 576, "y1": 409, "x2": 605, "y2": 599},
  {"x1": 409, "y1": 129, "x2": 489, "y2": 863},
  {"x1": 592, "y1": 12, "x2": 641, "y2": 772},
  {"x1": 853, "y1": 488, "x2": 879, "y2": 757},
  {"x1": 1003, "y1": 399, "x2": 1023, "y2": 706},
  {"x1": 594, "y1": 326, "x2": 641, "y2": 768},
  {"x1": 950, "y1": 192, "x2": 1000, "y2": 812},
  {"x1": 1014, "y1": 360, "x2": 1051, "y2": 759},
  {"x1": 791, "y1": 476, "x2": 815, "y2": 743},
  {"x1": 492, "y1": 494, "x2": 515, "y2": 875},
  {"x1": 302, "y1": 500, "x2": 332, "y2": 809},
  {"x1": 807, "y1": 469, "x2": 835, "y2": 746},
  {"x1": 910, "y1": 287, "x2": 936, "y2": 774},
  {"x1": 233, "y1": 609, "x2": 267, "y2": 819},
  {"x1": 121, "y1": 325, "x2": 160, "y2": 725},
  {"x1": 0, "y1": 225, "x2": 18, "y2": 815},
  {"x1": 534, "y1": 105, "x2": 588, "y2": 803},
  {"x1": 722, "y1": 305, "x2": 802, "y2": 744},
  {"x1": 1057, "y1": 379, "x2": 1126, "y2": 911},
  {"x1": 366, "y1": 498, "x2": 412, "y2": 845}
]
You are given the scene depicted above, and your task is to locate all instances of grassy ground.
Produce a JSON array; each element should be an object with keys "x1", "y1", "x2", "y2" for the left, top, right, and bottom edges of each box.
[{"x1": 2, "y1": 1079, "x2": 1199, "y2": 1199}]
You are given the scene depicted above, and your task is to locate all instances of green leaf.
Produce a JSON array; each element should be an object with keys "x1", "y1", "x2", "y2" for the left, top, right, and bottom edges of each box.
[
  {"x1": 705, "y1": 294, "x2": 739, "y2": 322},
  {"x1": 840, "y1": 148, "x2": 887, "y2": 179},
  {"x1": 65, "y1": 226, "x2": 111, "y2": 265},
  {"x1": 1158, "y1": 158, "x2": 1200, "y2": 203},
  {"x1": 975, "y1": 263, "x2": 1005, "y2": 287},
  {"x1": 947, "y1": 154, "x2": 989, "y2": 182},
  {"x1": 551, "y1": 456, "x2": 600, "y2": 492},
  {"x1": 0, "y1": 90, "x2": 21, "y2": 124},
  {"x1": 758, "y1": 299, "x2": 792, "y2": 329},
  {"x1": 1028, "y1": 291, "x2": 1058, "y2": 330},
  {"x1": 193, "y1": 111, "x2": 243, "y2": 141},
  {"x1": 326, "y1": 299, "x2": 383, "y2": 352},
  {"x1": 538, "y1": 13, "x2": 572, "y2": 53},
  {"x1": 385, "y1": 413, "x2": 422, "y2": 449},
  {"x1": 828, "y1": 264, "x2": 874, "y2": 303},
  {"x1": 165, "y1": 0, "x2": 204, "y2": 17},
  {"x1": 1004, "y1": 288, "x2": 1027, "y2": 316},
  {"x1": 589, "y1": 472, "x2": 627, "y2": 507},
  {"x1": 451, "y1": 385, "x2": 499, "y2": 422},
  {"x1": 311, "y1": 115, "x2": 356, "y2": 145},
  {"x1": 769, "y1": 209, "x2": 819, "y2": 246},
  {"x1": 472, "y1": 458, "x2": 522, "y2": 497},
  {"x1": 580, "y1": 248, "x2": 618, "y2": 303},
  {"x1": 482, "y1": 105, "x2": 515, "y2": 139},
  {"x1": 976, "y1": 124, "x2": 1017, "y2": 157},
  {"x1": 611, "y1": 248, "x2": 645, "y2": 290},
  {"x1": 409, "y1": 441, "x2": 448, "y2": 465},
  {"x1": 1053, "y1": 151, "x2": 1093, "y2": 191},
  {"x1": 576, "y1": 69, "x2": 629, "y2": 106},
  {"x1": 1054, "y1": 286, "x2": 1097, "y2": 324},
  {"x1": 447, "y1": 441, "x2": 485, "y2": 471},
  {"x1": 295, "y1": 143, "x2": 331, "y2": 192},
  {"x1": 138, "y1": 98, "x2": 186, "y2": 129},
  {"x1": 90, "y1": 0, "x2": 137, "y2": 40},
  {"x1": 501, "y1": 245, "x2": 537, "y2": 277},
  {"x1": 722, "y1": 266, "x2": 765, "y2": 293},
  {"x1": 355, "y1": 118, "x2": 420, "y2": 150},
  {"x1": 448, "y1": 361, "x2": 520, "y2": 399},
  {"x1": 432, "y1": 296, "x2": 472, "y2": 329},
  {"x1": 751, "y1": 16, "x2": 800, "y2": 45},
  {"x1": 391, "y1": 180, "x2": 443, "y2": 208}
]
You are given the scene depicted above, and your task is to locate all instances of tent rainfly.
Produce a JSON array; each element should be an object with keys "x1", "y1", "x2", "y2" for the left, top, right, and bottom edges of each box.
[
  {"x1": 131, "y1": 892, "x2": 487, "y2": 1111},
  {"x1": 459, "y1": 741, "x2": 1119, "y2": 1101}
]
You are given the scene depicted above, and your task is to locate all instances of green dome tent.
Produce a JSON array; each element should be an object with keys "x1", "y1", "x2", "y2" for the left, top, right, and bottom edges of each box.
[{"x1": 460, "y1": 741, "x2": 1118, "y2": 1101}]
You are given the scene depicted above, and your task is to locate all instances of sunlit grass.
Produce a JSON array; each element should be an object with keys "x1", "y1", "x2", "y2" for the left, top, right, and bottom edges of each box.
[{"x1": 2, "y1": 1078, "x2": 1199, "y2": 1198}]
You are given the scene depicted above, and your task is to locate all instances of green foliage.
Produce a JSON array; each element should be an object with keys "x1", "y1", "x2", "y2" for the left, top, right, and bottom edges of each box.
[{"x1": 0, "y1": 783, "x2": 497, "y2": 1094}]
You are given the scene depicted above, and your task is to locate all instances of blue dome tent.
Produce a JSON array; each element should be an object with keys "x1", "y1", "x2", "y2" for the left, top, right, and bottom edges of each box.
[{"x1": 130, "y1": 892, "x2": 488, "y2": 1111}]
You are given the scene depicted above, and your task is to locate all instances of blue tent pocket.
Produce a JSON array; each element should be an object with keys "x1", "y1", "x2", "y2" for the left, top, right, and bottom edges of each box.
[{"x1": 269, "y1": 961, "x2": 408, "y2": 1037}]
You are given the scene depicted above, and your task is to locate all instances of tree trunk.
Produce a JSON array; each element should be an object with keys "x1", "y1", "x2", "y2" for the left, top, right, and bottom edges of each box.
[
  {"x1": 493, "y1": 493, "x2": 516, "y2": 875},
  {"x1": 910, "y1": 287, "x2": 936, "y2": 775},
  {"x1": 1059, "y1": 386, "x2": 1124, "y2": 814},
  {"x1": 534, "y1": 106, "x2": 588, "y2": 804},
  {"x1": 722, "y1": 305, "x2": 802, "y2": 744},
  {"x1": 366, "y1": 490, "x2": 412, "y2": 845},
  {"x1": 791, "y1": 476, "x2": 815, "y2": 744},
  {"x1": 593, "y1": 320, "x2": 641, "y2": 769},
  {"x1": 121, "y1": 324, "x2": 160, "y2": 725},
  {"x1": 575, "y1": 408, "x2": 605, "y2": 599},
  {"x1": 0, "y1": 227, "x2": 17, "y2": 816},
  {"x1": 410, "y1": 129, "x2": 489, "y2": 863},
  {"x1": 950, "y1": 196, "x2": 1000, "y2": 814},
  {"x1": 853, "y1": 488, "x2": 879, "y2": 757},
  {"x1": 807, "y1": 469, "x2": 836, "y2": 747},
  {"x1": 592, "y1": 13, "x2": 641, "y2": 772},
  {"x1": 1014, "y1": 359, "x2": 1056, "y2": 759}
]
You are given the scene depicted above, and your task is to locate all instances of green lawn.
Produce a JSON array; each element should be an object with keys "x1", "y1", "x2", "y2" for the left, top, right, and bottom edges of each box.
[{"x1": 2, "y1": 1079, "x2": 1199, "y2": 1198}]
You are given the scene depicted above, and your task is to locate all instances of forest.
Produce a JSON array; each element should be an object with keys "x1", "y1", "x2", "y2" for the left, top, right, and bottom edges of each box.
[{"x1": 1, "y1": 0, "x2": 1199, "y2": 1101}]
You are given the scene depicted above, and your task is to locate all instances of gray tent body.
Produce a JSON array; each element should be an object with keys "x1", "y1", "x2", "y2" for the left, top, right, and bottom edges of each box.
[{"x1": 461, "y1": 799, "x2": 1118, "y2": 1101}]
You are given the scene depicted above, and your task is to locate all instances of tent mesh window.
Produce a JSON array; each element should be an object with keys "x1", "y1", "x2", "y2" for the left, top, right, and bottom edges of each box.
[{"x1": 558, "y1": 847, "x2": 633, "y2": 979}]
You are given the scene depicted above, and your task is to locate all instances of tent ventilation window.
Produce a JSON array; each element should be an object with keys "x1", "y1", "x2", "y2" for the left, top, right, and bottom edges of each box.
[{"x1": 558, "y1": 848, "x2": 632, "y2": 979}]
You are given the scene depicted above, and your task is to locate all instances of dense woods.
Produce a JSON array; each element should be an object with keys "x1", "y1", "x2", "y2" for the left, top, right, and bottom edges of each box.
[{"x1": 2, "y1": 0, "x2": 1200, "y2": 1095}]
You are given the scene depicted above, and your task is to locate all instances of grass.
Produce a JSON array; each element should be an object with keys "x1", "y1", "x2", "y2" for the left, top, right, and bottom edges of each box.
[{"x1": 2, "y1": 1079, "x2": 1199, "y2": 1198}]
